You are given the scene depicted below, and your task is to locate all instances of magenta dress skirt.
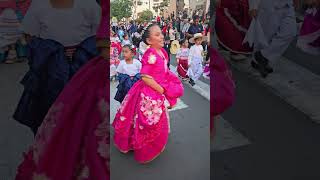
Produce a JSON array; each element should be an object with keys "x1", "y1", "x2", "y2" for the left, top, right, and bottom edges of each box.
[
  {"x1": 297, "y1": 8, "x2": 320, "y2": 55},
  {"x1": 215, "y1": 0, "x2": 252, "y2": 54},
  {"x1": 112, "y1": 47, "x2": 184, "y2": 163},
  {"x1": 15, "y1": 57, "x2": 109, "y2": 180},
  {"x1": 210, "y1": 47, "x2": 236, "y2": 132}
]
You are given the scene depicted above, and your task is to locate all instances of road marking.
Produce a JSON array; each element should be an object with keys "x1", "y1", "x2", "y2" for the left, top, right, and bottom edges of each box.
[
  {"x1": 170, "y1": 64, "x2": 210, "y2": 101},
  {"x1": 212, "y1": 116, "x2": 251, "y2": 152},
  {"x1": 220, "y1": 51, "x2": 320, "y2": 123}
]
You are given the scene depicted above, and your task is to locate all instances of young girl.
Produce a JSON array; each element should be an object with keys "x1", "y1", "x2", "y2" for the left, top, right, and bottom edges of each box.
[
  {"x1": 15, "y1": 0, "x2": 109, "y2": 178},
  {"x1": 176, "y1": 39, "x2": 190, "y2": 80},
  {"x1": 110, "y1": 40, "x2": 121, "y2": 81},
  {"x1": 13, "y1": 0, "x2": 101, "y2": 135},
  {"x1": 114, "y1": 45, "x2": 142, "y2": 103},
  {"x1": 187, "y1": 33, "x2": 207, "y2": 86},
  {"x1": 121, "y1": 33, "x2": 131, "y2": 46},
  {"x1": 112, "y1": 24, "x2": 184, "y2": 164},
  {"x1": 111, "y1": 30, "x2": 120, "y2": 42},
  {"x1": 203, "y1": 58, "x2": 210, "y2": 79}
]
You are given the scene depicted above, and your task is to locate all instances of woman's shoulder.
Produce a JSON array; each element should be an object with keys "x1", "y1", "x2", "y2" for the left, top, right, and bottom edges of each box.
[{"x1": 144, "y1": 47, "x2": 157, "y2": 54}]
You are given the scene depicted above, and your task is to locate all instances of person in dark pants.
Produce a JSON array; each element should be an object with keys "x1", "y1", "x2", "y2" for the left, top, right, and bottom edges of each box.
[{"x1": 164, "y1": 36, "x2": 171, "y2": 68}]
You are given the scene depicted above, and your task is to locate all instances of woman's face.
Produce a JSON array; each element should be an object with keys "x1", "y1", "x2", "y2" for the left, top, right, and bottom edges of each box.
[{"x1": 146, "y1": 25, "x2": 164, "y2": 49}]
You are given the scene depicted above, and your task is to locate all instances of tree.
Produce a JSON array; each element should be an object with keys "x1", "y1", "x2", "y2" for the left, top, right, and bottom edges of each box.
[
  {"x1": 111, "y1": 0, "x2": 133, "y2": 20},
  {"x1": 138, "y1": 9, "x2": 153, "y2": 22}
]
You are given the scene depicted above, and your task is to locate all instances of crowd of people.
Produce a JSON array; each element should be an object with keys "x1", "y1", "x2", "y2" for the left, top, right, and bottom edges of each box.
[
  {"x1": 0, "y1": 0, "x2": 318, "y2": 178},
  {"x1": 110, "y1": 14, "x2": 211, "y2": 87}
]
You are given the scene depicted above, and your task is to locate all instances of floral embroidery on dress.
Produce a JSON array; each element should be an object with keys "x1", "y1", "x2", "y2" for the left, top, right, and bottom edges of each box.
[
  {"x1": 95, "y1": 98, "x2": 109, "y2": 167},
  {"x1": 120, "y1": 116, "x2": 126, "y2": 121},
  {"x1": 33, "y1": 173, "x2": 51, "y2": 180},
  {"x1": 148, "y1": 54, "x2": 156, "y2": 64},
  {"x1": 139, "y1": 93, "x2": 164, "y2": 125},
  {"x1": 32, "y1": 103, "x2": 64, "y2": 164}
]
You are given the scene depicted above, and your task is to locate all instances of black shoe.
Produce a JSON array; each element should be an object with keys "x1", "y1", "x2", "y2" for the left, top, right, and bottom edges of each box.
[
  {"x1": 254, "y1": 51, "x2": 268, "y2": 66},
  {"x1": 251, "y1": 60, "x2": 268, "y2": 78},
  {"x1": 253, "y1": 51, "x2": 270, "y2": 78},
  {"x1": 189, "y1": 79, "x2": 195, "y2": 86},
  {"x1": 251, "y1": 61, "x2": 274, "y2": 73}
]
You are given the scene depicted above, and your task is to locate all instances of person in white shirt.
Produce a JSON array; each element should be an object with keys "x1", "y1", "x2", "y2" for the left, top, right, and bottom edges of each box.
[
  {"x1": 187, "y1": 33, "x2": 207, "y2": 86},
  {"x1": 115, "y1": 45, "x2": 142, "y2": 103},
  {"x1": 248, "y1": 0, "x2": 299, "y2": 78},
  {"x1": 121, "y1": 33, "x2": 131, "y2": 46}
]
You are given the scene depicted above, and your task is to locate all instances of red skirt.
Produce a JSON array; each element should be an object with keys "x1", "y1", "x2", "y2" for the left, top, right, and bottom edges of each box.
[
  {"x1": 215, "y1": 0, "x2": 253, "y2": 54},
  {"x1": 177, "y1": 59, "x2": 189, "y2": 79}
]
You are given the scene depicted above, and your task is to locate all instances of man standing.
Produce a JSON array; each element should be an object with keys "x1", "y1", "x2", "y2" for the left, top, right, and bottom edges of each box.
[
  {"x1": 249, "y1": 0, "x2": 299, "y2": 78},
  {"x1": 186, "y1": 15, "x2": 204, "y2": 39}
]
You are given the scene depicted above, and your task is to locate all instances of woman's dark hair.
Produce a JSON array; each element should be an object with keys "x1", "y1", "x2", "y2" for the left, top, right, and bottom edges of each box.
[
  {"x1": 123, "y1": 33, "x2": 129, "y2": 37},
  {"x1": 179, "y1": 39, "x2": 187, "y2": 45},
  {"x1": 142, "y1": 23, "x2": 159, "y2": 45}
]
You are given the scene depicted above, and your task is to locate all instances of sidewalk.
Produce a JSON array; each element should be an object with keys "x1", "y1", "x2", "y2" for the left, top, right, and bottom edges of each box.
[{"x1": 0, "y1": 63, "x2": 33, "y2": 180}]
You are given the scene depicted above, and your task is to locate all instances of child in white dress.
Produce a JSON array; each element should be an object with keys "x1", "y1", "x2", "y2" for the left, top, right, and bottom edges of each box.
[
  {"x1": 187, "y1": 33, "x2": 207, "y2": 86},
  {"x1": 114, "y1": 45, "x2": 142, "y2": 103}
]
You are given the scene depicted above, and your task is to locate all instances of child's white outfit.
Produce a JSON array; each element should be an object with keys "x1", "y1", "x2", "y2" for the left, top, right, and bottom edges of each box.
[
  {"x1": 187, "y1": 44, "x2": 204, "y2": 81},
  {"x1": 116, "y1": 59, "x2": 141, "y2": 76},
  {"x1": 121, "y1": 39, "x2": 131, "y2": 46}
]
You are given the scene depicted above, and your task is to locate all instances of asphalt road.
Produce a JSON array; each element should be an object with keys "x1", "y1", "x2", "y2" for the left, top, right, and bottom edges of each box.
[{"x1": 212, "y1": 67, "x2": 320, "y2": 180}]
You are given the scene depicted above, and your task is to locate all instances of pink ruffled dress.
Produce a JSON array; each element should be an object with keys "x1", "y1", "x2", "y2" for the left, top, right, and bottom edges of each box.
[
  {"x1": 112, "y1": 47, "x2": 184, "y2": 163},
  {"x1": 15, "y1": 0, "x2": 110, "y2": 179},
  {"x1": 210, "y1": 47, "x2": 236, "y2": 132}
]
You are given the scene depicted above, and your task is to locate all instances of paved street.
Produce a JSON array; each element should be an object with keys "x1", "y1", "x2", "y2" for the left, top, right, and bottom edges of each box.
[
  {"x1": 212, "y1": 39, "x2": 320, "y2": 179},
  {"x1": 0, "y1": 63, "x2": 33, "y2": 180}
]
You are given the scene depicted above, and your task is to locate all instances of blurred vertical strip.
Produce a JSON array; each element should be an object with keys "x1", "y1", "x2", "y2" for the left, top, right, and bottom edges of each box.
[
  {"x1": 96, "y1": 0, "x2": 110, "y2": 179},
  {"x1": 96, "y1": 0, "x2": 109, "y2": 44}
]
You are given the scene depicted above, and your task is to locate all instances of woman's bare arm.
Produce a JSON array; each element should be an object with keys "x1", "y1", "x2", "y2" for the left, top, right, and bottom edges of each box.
[{"x1": 141, "y1": 76, "x2": 164, "y2": 94}]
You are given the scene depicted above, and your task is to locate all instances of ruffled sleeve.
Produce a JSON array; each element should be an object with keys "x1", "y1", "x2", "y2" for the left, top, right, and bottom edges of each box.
[{"x1": 140, "y1": 48, "x2": 158, "y2": 78}]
